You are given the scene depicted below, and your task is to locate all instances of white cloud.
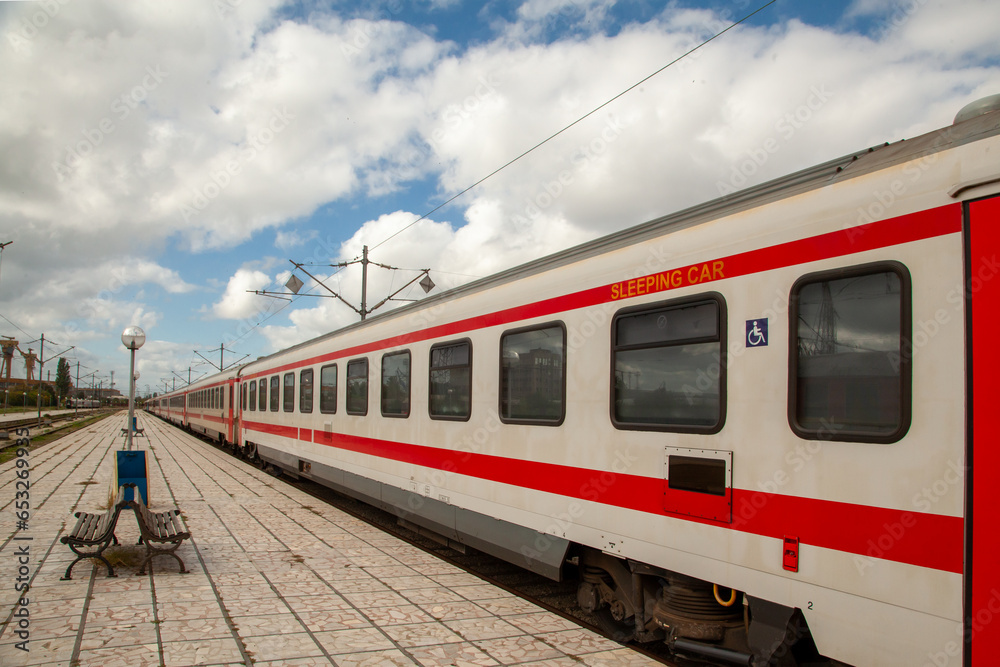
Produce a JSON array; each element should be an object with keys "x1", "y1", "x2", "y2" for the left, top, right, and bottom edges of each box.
[
  {"x1": 274, "y1": 228, "x2": 319, "y2": 250},
  {"x1": 212, "y1": 268, "x2": 273, "y2": 320}
]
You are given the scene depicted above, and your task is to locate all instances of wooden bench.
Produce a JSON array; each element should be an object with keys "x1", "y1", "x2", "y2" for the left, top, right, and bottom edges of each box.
[
  {"x1": 128, "y1": 491, "x2": 190, "y2": 575},
  {"x1": 60, "y1": 485, "x2": 131, "y2": 580}
]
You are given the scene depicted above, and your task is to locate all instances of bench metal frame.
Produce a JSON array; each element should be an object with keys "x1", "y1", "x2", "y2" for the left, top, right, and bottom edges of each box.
[{"x1": 59, "y1": 485, "x2": 130, "y2": 580}]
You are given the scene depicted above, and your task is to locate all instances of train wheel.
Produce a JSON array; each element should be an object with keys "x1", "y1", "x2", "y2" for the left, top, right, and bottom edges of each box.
[
  {"x1": 594, "y1": 602, "x2": 636, "y2": 642},
  {"x1": 579, "y1": 562, "x2": 638, "y2": 643}
]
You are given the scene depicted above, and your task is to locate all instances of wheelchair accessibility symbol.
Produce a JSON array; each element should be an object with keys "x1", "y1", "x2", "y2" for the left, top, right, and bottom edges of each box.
[{"x1": 746, "y1": 318, "x2": 768, "y2": 347}]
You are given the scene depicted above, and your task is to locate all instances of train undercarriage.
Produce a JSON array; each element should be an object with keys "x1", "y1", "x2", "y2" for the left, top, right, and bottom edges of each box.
[{"x1": 216, "y1": 430, "x2": 832, "y2": 666}]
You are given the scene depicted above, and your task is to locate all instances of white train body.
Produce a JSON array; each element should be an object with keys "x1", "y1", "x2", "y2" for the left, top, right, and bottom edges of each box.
[{"x1": 151, "y1": 100, "x2": 1000, "y2": 665}]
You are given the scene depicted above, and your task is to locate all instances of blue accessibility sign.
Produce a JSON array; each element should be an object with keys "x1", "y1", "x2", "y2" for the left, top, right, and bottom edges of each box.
[{"x1": 746, "y1": 318, "x2": 768, "y2": 347}]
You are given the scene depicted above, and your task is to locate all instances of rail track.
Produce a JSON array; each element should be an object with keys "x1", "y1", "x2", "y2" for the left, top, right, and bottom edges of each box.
[{"x1": 0, "y1": 409, "x2": 113, "y2": 454}]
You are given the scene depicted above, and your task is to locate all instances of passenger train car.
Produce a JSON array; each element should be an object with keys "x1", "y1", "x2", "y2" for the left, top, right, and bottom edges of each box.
[{"x1": 151, "y1": 95, "x2": 1000, "y2": 666}]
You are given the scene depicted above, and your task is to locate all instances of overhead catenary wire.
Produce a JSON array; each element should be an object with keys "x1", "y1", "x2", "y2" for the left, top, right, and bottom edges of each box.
[
  {"x1": 369, "y1": 0, "x2": 777, "y2": 252},
  {"x1": 236, "y1": 2, "x2": 775, "y2": 347}
]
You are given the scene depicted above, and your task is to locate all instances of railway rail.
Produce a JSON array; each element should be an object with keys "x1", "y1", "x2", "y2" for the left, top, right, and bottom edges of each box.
[{"x1": 0, "y1": 409, "x2": 111, "y2": 452}]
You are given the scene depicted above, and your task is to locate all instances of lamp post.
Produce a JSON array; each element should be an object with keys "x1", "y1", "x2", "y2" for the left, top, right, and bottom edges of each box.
[{"x1": 121, "y1": 326, "x2": 146, "y2": 451}]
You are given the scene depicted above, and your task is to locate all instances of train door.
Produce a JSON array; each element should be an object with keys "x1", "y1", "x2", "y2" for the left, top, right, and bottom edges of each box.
[
  {"x1": 229, "y1": 380, "x2": 238, "y2": 444},
  {"x1": 965, "y1": 194, "x2": 1000, "y2": 665}
]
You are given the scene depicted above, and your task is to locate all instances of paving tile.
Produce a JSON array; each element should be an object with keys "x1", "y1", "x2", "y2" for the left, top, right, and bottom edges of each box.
[
  {"x1": 283, "y1": 594, "x2": 354, "y2": 614},
  {"x1": 156, "y1": 600, "x2": 226, "y2": 622},
  {"x1": 537, "y1": 628, "x2": 623, "y2": 655},
  {"x1": 85, "y1": 603, "x2": 157, "y2": 626},
  {"x1": 399, "y1": 586, "x2": 467, "y2": 606},
  {"x1": 365, "y1": 604, "x2": 436, "y2": 626},
  {"x1": 578, "y1": 648, "x2": 666, "y2": 665},
  {"x1": 75, "y1": 643, "x2": 161, "y2": 666},
  {"x1": 244, "y1": 631, "x2": 324, "y2": 662},
  {"x1": 333, "y1": 649, "x2": 418, "y2": 666},
  {"x1": 505, "y1": 612, "x2": 584, "y2": 634},
  {"x1": 407, "y1": 641, "x2": 501, "y2": 667},
  {"x1": 297, "y1": 608, "x2": 373, "y2": 632},
  {"x1": 231, "y1": 612, "x2": 306, "y2": 636},
  {"x1": 79, "y1": 622, "x2": 158, "y2": 650},
  {"x1": 513, "y1": 658, "x2": 582, "y2": 666},
  {"x1": 419, "y1": 601, "x2": 493, "y2": 622},
  {"x1": 313, "y1": 627, "x2": 396, "y2": 654},
  {"x1": 255, "y1": 657, "x2": 339, "y2": 666},
  {"x1": 158, "y1": 617, "x2": 234, "y2": 642},
  {"x1": 341, "y1": 589, "x2": 411, "y2": 608},
  {"x1": 382, "y1": 621, "x2": 465, "y2": 648},
  {"x1": 450, "y1": 584, "x2": 511, "y2": 601},
  {"x1": 381, "y1": 575, "x2": 440, "y2": 592},
  {"x1": 0, "y1": 636, "x2": 75, "y2": 666},
  {"x1": 161, "y1": 637, "x2": 245, "y2": 664},
  {"x1": 474, "y1": 635, "x2": 568, "y2": 664},
  {"x1": 325, "y1": 576, "x2": 388, "y2": 594},
  {"x1": 221, "y1": 596, "x2": 289, "y2": 617},
  {"x1": 474, "y1": 597, "x2": 545, "y2": 617},
  {"x1": 6, "y1": 615, "x2": 81, "y2": 640},
  {"x1": 430, "y1": 573, "x2": 488, "y2": 588},
  {"x1": 445, "y1": 616, "x2": 524, "y2": 641},
  {"x1": 28, "y1": 598, "x2": 86, "y2": 620}
]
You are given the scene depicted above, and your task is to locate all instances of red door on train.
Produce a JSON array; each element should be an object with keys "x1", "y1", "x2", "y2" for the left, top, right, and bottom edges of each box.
[
  {"x1": 967, "y1": 194, "x2": 1000, "y2": 665},
  {"x1": 229, "y1": 380, "x2": 239, "y2": 444}
]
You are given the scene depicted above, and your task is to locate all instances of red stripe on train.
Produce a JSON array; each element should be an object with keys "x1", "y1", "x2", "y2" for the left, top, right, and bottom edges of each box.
[
  {"x1": 243, "y1": 423, "x2": 962, "y2": 574},
  {"x1": 241, "y1": 204, "x2": 962, "y2": 379}
]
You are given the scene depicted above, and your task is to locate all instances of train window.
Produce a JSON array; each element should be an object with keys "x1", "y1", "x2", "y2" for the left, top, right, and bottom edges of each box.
[
  {"x1": 320, "y1": 364, "x2": 337, "y2": 414},
  {"x1": 429, "y1": 340, "x2": 472, "y2": 421},
  {"x1": 789, "y1": 262, "x2": 911, "y2": 443},
  {"x1": 283, "y1": 373, "x2": 295, "y2": 412},
  {"x1": 381, "y1": 351, "x2": 410, "y2": 418},
  {"x1": 500, "y1": 322, "x2": 566, "y2": 425},
  {"x1": 346, "y1": 358, "x2": 368, "y2": 415},
  {"x1": 215, "y1": 387, "x2": 220, "y2": 410},
  {"x1": 248, "y1": 381, "x2": 256, "y2": 411},
  {"x1": 269, "y1": 376, "x2": 280, "y2": 412},
  {"x1": 300, "y1": 369, "x2": 313, "y2": 414},
  {"x1": 241, "y1": 383, "x2": 246, "y2": 411},
  {"x1": 611, "y1": 295, "x2": 726, "y2": 433},
  {"x1": 258, "y1": 378, "x2": 267, "y2": 411}
]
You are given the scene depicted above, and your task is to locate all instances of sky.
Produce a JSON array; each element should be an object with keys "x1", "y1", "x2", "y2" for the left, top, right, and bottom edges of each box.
[{"x1": 0, "y1": 0, "x2": 998, "y2": 399}]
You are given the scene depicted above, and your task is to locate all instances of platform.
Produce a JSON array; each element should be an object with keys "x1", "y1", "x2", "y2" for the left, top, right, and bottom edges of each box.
[{"x1": 0, "y1": 412, "x2": 662, "y2": 666}]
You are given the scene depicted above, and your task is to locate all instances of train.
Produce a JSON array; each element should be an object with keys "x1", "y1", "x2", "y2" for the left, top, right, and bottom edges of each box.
[
  {"x1": 66, "y1": 398, "x2": 101, "y2": 408},
  {"x1": 150, "y1": 94, "x2": 1000, "y2": 666}
]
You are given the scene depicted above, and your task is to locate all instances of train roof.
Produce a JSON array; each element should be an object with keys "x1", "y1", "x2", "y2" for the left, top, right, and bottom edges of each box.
[{"x1": 246, "y1": 101, "x2": 1000, "y2": 369}]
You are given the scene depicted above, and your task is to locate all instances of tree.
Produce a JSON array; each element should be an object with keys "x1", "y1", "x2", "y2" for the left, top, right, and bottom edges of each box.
[{"x1": 55, "y1": 357, "x2": 72, "y2": 399}]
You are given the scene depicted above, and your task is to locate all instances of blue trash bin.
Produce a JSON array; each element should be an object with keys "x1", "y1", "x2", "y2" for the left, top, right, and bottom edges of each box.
[{"x1": 116, "y1": 450, "x2": 148, "y2": 503}]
